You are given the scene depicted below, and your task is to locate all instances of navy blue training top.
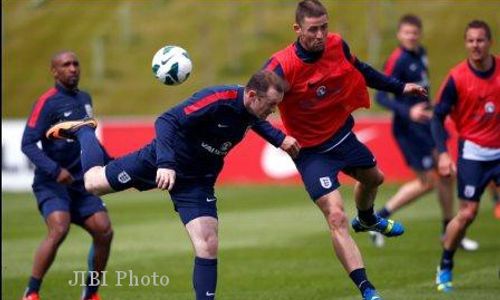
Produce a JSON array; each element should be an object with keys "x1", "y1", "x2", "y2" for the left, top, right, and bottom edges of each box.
[
  {"x1": 376, "y1": 46, "x2": 430, "y2": 124},
  {"x1": 21, "y1": 83, "x2": 97, "y2": 182},
  {"x1": 142, "y1": 85, "x2": 285, "y2": 178}
]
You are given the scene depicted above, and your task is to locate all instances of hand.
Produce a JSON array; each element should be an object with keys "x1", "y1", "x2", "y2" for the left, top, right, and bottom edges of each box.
[
  {"x1": 56, "y1": 168, "x2": 74, "y2": 185},
  {"x1": 403, "y1": 83, "x2": 428, "y2": 98},
  {"x1": 437, "y1": 152, "x2": 456, "y2": 177},
  {"x1": 409, "y1": 102, "x2": 433, "y2": 123},
  {"x1": 156, "y1": 168, "x2": 176, "y2": 191},
  {"x1": 280, "y1": 136, "x2": 300, "y2": 159}
]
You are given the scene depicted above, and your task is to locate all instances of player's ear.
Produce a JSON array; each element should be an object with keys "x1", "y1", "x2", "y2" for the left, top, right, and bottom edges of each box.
[
  {"x1": 51, "y1": 67, "x2": 58, "y2": 78},
  {"x1": 293, "y1": 23, "x2": 301, "y2": 35},
  {"x1": 247, "y1": 89, "x2": 257, "y2": 99}
]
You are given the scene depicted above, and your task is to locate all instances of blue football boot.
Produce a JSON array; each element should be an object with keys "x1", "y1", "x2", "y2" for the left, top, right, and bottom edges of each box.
[
  {"x1": 436, "y1": 266, "x2": 453, "y2": 292},
  {"x1": 362, "y1": 288, "x2": 382, "y2": 300},
  {"x1": 352, "y1": 215, "x2": 404, "y2": 237}
]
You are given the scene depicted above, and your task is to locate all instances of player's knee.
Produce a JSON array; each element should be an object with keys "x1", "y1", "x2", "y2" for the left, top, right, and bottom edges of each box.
[
  {"x1": 84, "y1": 177, "x2": 99, "y2": 195},
  {"x1": 195, "y1": 235, "x2": 219, "y2": 258},
  {"x1": 47, "y1": 223, "x2": 70, "y2": 244},
  {"x1": 373, "y1": 171, "x2": 385, "y2": 187},
  {"x1": 362, "y1": 170, "x2": 384, "y2": 188},
  {"x1": 458, "y1": 206, "x2": 478, "y2": 225},
  {"x1": 84, "y1": 167, "x2": 108, "y2": 196},
  {"x1": 326, "y1": 209, "x2": 348, "y2": 231},
  {"x1": 95, "y1": 228, "x2": 114, "y2": 245}
]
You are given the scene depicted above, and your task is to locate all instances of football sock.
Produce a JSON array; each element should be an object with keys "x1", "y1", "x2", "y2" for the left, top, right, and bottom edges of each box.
[
  {"x1": 25, "y1": 276, "x2": 42, "y2": 295},
  {"x1": 357, "y1": 206, "x2": 377, "y2": 226},
  {"x1": 83, "y1": 244, "x2": 99, "y2": 299},
  {"x1": 440, "y1": 249, "x2": 456, "y2": 270},
  {"x1": 349, "y1": 268, "x2": 375, "y2": 294},
  {"x1": 75, "y1": 127, "x2": 105, "y2": 173},
  {"x1": 377, "y1": 207, "x2": 391, "y2": 218},
  {"x1": 193, "y1": 257, "x2": 217, "y2": 300}
]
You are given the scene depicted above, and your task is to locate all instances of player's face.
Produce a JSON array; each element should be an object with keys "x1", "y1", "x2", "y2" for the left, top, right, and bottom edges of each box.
[
  {"x1": 465, "y1": 28, "x2": 491, "y2": 63},
  {"x1": 397, "y1": 24, "x2": 421, "y2": 51},
  {"x1": 250, "y1": 88, "x2": 283, "y2": 119},
  {"x1": 52, "y1": 52, "x2": 80, "y2": 90},
  {"x1": 294, "y1": 15, "x2": 328, "y2": 52}
]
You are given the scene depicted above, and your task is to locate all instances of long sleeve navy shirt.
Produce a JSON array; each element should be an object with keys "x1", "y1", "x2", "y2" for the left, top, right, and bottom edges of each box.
[
  {"x1": 147, "y1": 85, "x2": 285, "y2": 178},
  {"x1": 21, "y1": 83, "x2": 96, "y2": 183},
  {"x1": 376, "y1": 46, "x2": 430, "y2": 122}
]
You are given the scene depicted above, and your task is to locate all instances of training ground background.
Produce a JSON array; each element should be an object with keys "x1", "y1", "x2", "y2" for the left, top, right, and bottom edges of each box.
[
  {"x1": 3, "y1": 185, "x2": 499, "y2": 299},
  {"x1": 2, "y1": 1, "x2": 500, "y2": 299}
]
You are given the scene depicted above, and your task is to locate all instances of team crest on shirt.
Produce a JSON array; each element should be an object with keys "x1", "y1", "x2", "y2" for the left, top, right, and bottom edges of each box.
[
  {"x1": 464, "y1": 185, "x2": 476, "y2": 198},
  {"x1": 316, "y1": 86, "x2": 327, "y2": 98},
  {"x1": 117, "y1": 171, "x2": 131, "y2": 184},
  {"x1": 85, "y1": 104, "x2": 94, "y2": 117},
  {"x1": 484, "y1": 101, "x2": 495, "y2": 114},
  {"x1": 319, "y1": 176, "x2": 332, "y2": 189}
]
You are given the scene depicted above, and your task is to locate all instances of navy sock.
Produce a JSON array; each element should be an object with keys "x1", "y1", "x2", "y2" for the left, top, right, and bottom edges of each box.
[
  {"x1": 440, "y1": 249, "x2": 456, "y2": 270},
  {"x1": 357, "y1": 206, "x2": 377, "y2": 226},
  {"x1": 75, "y1": 127, "x2": 105, "y2": 173},
  {"x1": 83, "y1": 244, "x2": 99, "y2": 298},
  {"x1": 193, "y1": 257, "x2": 217, "y2": 300},
  {"x1": 377, "y1": 207, "x2": 391, "y2": 219},
  {"x1": 25, "y1": 276, "x2": 42, "y2": 295},
  {"x1": 349, "y1": 268, "x2": 375, "y2": 294}
]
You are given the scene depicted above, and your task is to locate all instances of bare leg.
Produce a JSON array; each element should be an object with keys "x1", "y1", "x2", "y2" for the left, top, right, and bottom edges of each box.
[
  {"x1": 443, "y1": 201, "x2": 479, "y2": 250},
  {"x1": 84, "y1": 166, "x2": 115, "y2": 196},
  {"x1": 384, "y1": 171, "x2": 434, "y2": 213},
  {"x1": 24, "y1": 211, "x2": 70, "y2": 296},
  {"x1": 348, "y1": 166, "x2": 384, "y2": 211},
  {"x1": 81, "y1": 211, "x2": 113, "y2": 298},
  {"x1": 316, "y1": 190, "x2": 364, "y2": 272},
  {"x1": 31, "y1": 211, "x2": 71, "y2": 279},
  {"x1": 185, "y1": 216, "x2": 218, "y2": 300}
]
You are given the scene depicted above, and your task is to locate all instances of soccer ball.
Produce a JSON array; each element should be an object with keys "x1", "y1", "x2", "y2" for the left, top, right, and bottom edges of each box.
[{"x1": 151, "y1": 45, "x2": 192, "y2": 85}]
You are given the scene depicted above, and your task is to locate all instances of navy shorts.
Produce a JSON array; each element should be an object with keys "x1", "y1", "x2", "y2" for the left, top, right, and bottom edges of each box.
[
  {"x1": 394, "y1": 127, "x2": 435, "y2": 171},
  {"x1": 294, "y1": 132, "x2": 376, "y2": 201},
  {"x1": 457, "y1": 157, "x2": 500, "y2": 202},
  {"x1": 105, "y1": 150, "x2": 218, "y2": 225},
  {"x1": 32, "y1": 179, "x2": 107, "y2": 225}
]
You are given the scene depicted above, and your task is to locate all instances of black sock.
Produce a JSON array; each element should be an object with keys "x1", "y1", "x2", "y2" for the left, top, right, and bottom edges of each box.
[
  {"x1": 349, "y1": 268, "x2": 375, "y2": 294},
  {"x1": 193, "y1": 257, "x2": 217, "y2": 299},
  {"x1": 357, "y1": 206, "x2": 377, "y2": 226},
  {"x1": 25, "y1": 276, "x2": 42, "y2": 295},
  {"x1": 377, "y1": 207, "x2": 391, "y2": 218},
  {"x1": 440, "y1": 249, "x2": 456, "y2": 270},
  {"x1": 83, "y1": 273, "x2": 100, "y2": 298}
]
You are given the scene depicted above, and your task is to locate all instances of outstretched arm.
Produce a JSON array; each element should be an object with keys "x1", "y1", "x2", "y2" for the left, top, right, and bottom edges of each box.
[
  {"x1": 251, "y1": 120, "x2": 300, "y2": 158},
  {"x1": 431, "y1": 76, "x2": 458, "y2": 176}
]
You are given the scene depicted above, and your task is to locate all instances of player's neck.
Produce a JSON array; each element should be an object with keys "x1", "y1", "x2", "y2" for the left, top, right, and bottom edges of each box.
[{"x1": 468, "y1": 55, "x2": 493, "y2": 72}]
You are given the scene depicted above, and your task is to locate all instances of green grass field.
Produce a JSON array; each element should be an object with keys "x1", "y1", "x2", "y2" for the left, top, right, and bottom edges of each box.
[{"x1": 2, "y1": 185, "x2": 499, "y2": 299}]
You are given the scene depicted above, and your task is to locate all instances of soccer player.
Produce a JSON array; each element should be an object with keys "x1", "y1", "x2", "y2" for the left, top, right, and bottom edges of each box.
[
  {"x1": 262, "y1": 1, "x2": 427, "y2": 299},
  {"x1": 46, "y1": 70, "x2": 300, "y2": 300},
  {"x1": 373, "y1": 14, "x2": 478, "y2": 251},
  {"x1": 21, "y1": 51, "x2": 113, "y2": 300},
  {"x1": 432, "y1": 20, "x2": 499, "y2": 293}
]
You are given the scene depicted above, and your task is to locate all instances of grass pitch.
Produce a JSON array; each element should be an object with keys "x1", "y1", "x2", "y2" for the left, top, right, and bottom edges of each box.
[{"x1": 2, "y1": 184, "x2": 499, "y2": 299}]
